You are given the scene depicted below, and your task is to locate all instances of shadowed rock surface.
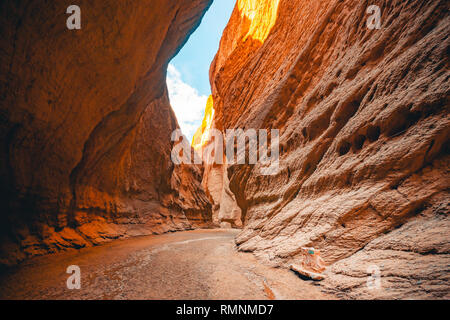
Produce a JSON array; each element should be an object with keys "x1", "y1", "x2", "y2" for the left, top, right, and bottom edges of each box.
[
  {"x1": 200, "y1": 0, "x2": 449, "y2": 299},
  {"x1": 0, "y1": 0, "x2": 213, "y2": 266}
]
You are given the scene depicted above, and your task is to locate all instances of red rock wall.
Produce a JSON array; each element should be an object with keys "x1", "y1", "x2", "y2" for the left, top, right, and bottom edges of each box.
[
  {"x1": 208, "y1": 0, "x2": 449, "y2": 298},
  {"x1": 192, "y1": 96, "x2": 243, "y2": 228},
  {"x1": 0, "y1": 0, "x2": 213, "y2": 265}
]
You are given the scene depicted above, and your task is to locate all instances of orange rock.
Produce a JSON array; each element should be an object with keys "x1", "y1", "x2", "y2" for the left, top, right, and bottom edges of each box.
[
  {"x1": 192, "y1": 95, "x2": 216, "y2": 151},
  {"x1": 205, "y1": 0, "x2": 450, "y2": 298},
  {"x1": 193, "y1": 96, "x2": 243, "y2": 227},
  {"x1": 0, "y1": 0, "x2": 213, "y2": 265}
]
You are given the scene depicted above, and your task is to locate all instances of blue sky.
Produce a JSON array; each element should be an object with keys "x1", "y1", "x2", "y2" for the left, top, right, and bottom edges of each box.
[{"x1": 167, "y1": 0, "x2": 235, "y2": 140}]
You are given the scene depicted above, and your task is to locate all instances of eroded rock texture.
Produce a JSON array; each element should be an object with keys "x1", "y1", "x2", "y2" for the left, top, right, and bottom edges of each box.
[
  {"x1": 0, "y1": 0, "x2": 212, "y2": 265},
  {"x1": 193, "y1": 96, "x2": 243, "y2": 228},
  {"x1": 206, "y1": 0, "x2": 449, "y2": 298}
]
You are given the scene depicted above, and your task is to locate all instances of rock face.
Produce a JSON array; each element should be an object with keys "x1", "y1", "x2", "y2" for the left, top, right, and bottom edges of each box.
[
  {"x1": 192, "y1": 96, "x2": 242, "y2": 227},
  {"x1": 0, "y1": 0, "x2": 213, "y2": 266},
  {"x1": 206, "y1": 0, "x2": 450, "y2": 298}
]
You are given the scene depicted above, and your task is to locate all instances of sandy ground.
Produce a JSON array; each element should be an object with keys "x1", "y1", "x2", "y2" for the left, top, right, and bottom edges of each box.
[{"x1": 0, "y1": 229, "x2": 333, "y2": 300}]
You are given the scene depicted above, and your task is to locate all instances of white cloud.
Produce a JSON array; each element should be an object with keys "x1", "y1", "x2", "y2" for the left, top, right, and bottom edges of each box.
[{"x1": 166, "y1": 64, "x2": 208, "y2": 141}]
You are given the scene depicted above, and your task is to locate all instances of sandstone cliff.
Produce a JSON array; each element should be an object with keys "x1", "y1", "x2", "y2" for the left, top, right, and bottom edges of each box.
[
  {"x1": 193, "y1": 96, "x2": 243, "y2": 227},
  {"x1": 0, "y1": 0, "x2": 213, "y2": 265},
  {"x1": 205, "y1": 0, "x2": 449, "y2": 298}
]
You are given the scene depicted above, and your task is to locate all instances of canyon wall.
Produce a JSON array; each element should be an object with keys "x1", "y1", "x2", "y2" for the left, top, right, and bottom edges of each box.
[
  {"x1": 205, "y1": 0, "x2": 449, "y2": 298},
  {"x1": 0, "y1": 0, "x2": 213, "y2": 266},
  {"x1": 193, "y1": 96, "x2": 243, "y2": 227}
]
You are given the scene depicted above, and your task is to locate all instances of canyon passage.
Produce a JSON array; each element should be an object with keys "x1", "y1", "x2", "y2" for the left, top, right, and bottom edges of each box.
[
  {"x1": 0, "y1": 229, "x2": 329, "y2": 299},
  {"x1": 0, "y1": 0, "x2": 449, "y2": 299}
]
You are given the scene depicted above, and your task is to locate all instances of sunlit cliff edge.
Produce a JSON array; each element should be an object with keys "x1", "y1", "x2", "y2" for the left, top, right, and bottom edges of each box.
[
  {"x1": 202, "y1": 0, "x2": 450, "y2": 299},
  {"x1": 238, "y1": 0, "x2": 280, "y2": 43},
  {"x1": 192, "y1": 95, "x2": 215, "y2": 150}
]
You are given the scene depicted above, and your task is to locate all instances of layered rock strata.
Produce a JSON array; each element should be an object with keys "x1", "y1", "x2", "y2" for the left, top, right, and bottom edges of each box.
[
  {"x1": 203, "y1": 0, "x2": 449, "y2": 298},
  {"x1": 0, "y1": 0, "x2": 213, "y2": 265}
]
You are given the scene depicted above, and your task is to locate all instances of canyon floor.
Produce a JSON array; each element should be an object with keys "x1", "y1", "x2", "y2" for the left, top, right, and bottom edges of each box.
[{"x1": 0, "y1": 229, "x2": 332, "y2": 300}]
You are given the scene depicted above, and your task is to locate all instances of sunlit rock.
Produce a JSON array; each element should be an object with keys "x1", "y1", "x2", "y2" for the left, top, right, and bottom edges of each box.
[{"x1": 206, "y1": 0, "x2": 450, "y2": 299}]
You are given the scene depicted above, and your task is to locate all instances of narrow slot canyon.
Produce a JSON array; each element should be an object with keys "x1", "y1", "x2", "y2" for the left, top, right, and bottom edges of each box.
[{"x1": 0, "y1": 0, "x2": 449, "y2": 300}]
